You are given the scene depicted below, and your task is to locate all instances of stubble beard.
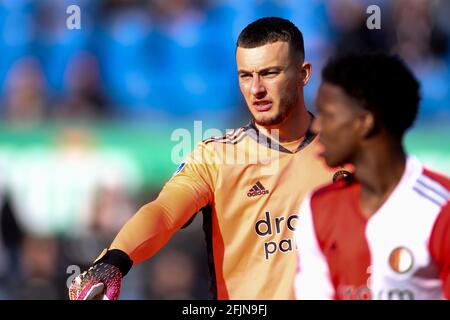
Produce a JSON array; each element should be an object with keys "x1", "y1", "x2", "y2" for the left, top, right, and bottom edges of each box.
[{"x1": 251, "y1": 94, "x2": 297, "y2": 127}]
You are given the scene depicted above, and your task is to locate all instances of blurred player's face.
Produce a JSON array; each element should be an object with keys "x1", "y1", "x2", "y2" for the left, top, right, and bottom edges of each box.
[
  {"x1": 236, "y1": 41, "x2": 307, "y2": 127},
  {"x1": 312, "y1": 82, "x2": 366, "y2": 167}
]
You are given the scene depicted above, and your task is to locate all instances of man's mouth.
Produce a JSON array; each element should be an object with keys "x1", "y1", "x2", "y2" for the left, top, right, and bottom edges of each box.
[{"x1": 253, "y1": 100, "x2": 272, "y2": 111}]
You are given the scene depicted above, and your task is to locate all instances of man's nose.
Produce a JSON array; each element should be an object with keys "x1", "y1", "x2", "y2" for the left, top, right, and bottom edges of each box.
[
  {"x1": 311, "y1": 116, "x2": 321, "y2": 134},
  {"x1": 250, "y1": 75, "x2": 266, "y2": 96}
]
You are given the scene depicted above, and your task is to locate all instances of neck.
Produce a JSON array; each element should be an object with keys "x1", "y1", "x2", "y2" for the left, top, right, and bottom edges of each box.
[
  {"x1": 354, "y1": 139, "x2": 406, "y2": 217},
  {"x1": 255, "y1": 105, "x2": 311, "y2": 143}
]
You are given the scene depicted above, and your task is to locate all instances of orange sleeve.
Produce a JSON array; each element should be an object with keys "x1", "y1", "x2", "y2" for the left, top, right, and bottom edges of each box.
[{"x1": 109, "y1": 142, "x2": 217, "y2": 264}]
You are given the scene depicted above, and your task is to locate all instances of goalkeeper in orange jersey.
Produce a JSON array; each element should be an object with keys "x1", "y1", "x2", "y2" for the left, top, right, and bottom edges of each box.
[{"x1": 69, "y1": 17, "x2": 350, "y2": 300}]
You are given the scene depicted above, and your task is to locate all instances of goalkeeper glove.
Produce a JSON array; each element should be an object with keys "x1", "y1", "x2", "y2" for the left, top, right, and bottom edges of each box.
[{"x1": 69, "y1": 249, "x2": 133, "y2": 300}]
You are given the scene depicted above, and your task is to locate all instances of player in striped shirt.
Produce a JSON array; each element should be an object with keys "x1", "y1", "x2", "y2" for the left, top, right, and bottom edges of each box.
[{"x1": 294, "y1": 53, "x2": 450, "y2": 300}]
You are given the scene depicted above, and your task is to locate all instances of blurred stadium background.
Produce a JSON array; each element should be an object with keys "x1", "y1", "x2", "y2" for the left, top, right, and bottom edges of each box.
[{"x1": 0, "y1": 0, "x2": 449, "y2": 299}]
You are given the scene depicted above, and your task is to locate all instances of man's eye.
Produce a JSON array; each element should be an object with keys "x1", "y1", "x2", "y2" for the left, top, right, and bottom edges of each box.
[
  {"x1": 263, "y1": 71, "x2": 279, "y2": 77},
  {"x1": 239, "y1": 74, "x2": 252, "y2": 79},
  {"x1": 321, "y1": 110, "x2": 333, "y2": 119}
]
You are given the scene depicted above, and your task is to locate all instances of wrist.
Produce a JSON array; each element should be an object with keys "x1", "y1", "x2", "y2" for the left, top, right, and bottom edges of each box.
[{"x1": 94, "y1": 248, "x2": 133, "y2": 277}]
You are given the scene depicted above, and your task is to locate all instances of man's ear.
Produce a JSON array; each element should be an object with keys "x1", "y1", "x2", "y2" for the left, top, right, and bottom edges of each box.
[
  {"x1": 301, "y1": 62, "x2": 312, "y2": 86},
  {"x1": 360, "y1": 112, "x2": 379, "y2": 139}
]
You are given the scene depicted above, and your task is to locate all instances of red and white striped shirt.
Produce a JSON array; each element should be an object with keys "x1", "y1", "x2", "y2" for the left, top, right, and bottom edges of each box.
[{"x1": 294, "y1": 157, "x2": 450, "y2": 300}]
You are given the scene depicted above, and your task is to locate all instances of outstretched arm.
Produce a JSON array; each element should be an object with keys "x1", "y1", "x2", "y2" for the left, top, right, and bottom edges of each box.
[
  {"x1": 69, "y1": 142, "x2": 217, "y2": 300},
  {"x1": 109, "y1": 175, "x2": 212, "y2": 264}
]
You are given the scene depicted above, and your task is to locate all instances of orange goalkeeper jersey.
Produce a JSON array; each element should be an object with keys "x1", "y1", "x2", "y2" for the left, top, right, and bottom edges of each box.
[{"x1": 109, "y1": 120, "x2": 347, "y2": 299}]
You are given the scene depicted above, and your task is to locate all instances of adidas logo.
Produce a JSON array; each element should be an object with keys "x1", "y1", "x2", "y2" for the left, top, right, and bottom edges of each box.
[{"x1": 247, "y1": 181, "x2": 270, "y2": 197}]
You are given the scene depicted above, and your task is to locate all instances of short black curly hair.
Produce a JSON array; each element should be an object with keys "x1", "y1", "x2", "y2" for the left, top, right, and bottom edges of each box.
[
  {"x1": 237, "y1": 17, "x2": 305, "y2": 61},
  {"x1": 322, "y1": 52, "x2": 420, "y2": 138}
]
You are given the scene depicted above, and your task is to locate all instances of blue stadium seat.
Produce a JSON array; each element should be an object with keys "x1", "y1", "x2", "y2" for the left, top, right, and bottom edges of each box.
[{"x1": 0, "y1": 1, "x2": 36, "y2": 94}]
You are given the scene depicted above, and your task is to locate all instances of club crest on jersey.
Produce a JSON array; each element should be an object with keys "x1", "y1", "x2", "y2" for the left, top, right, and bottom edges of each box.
[
  {"x1": 389, "y1": 247, "x2": 414, "y2": 274},
  {"x1": 333, "y1": 169, "x2": 352, "y2": 183},
  {"x1": 172, "y1": 162, "x2": 186, "y2": 177}
]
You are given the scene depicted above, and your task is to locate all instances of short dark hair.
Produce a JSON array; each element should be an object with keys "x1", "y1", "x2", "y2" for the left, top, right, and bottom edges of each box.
[
  {"x1": 322, "y1": 52, "x2": 420, "y2": 138},
  {"x1": 237, "y1": 17, "x2": 305, "y2": 61}
]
